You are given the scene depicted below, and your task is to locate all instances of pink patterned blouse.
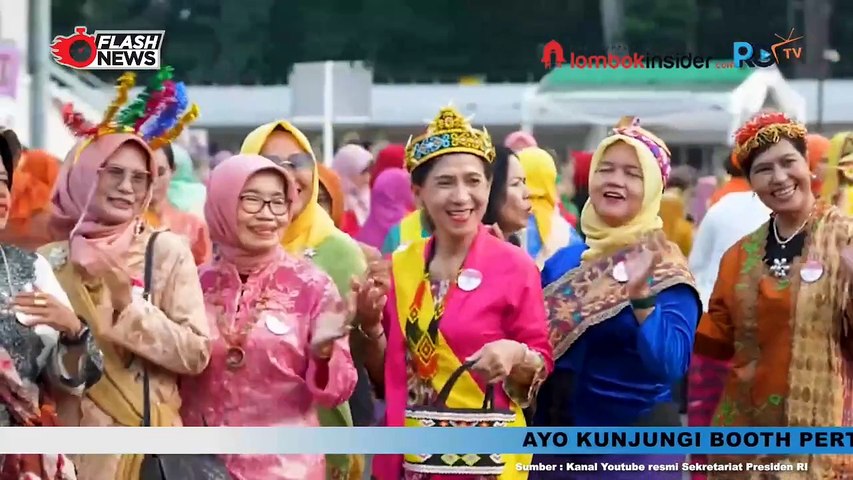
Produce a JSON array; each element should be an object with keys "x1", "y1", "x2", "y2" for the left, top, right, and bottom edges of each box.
[{"x1": 180, "y1": 251, "x2": 357, "y2": 480}]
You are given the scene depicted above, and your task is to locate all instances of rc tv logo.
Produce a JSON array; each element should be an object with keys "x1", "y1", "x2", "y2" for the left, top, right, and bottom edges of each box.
[
  {"x1": 733, "y1": 28, "x2": 803, "y2": 68},
  {"x1": 50, "y1": 26, "x2": 164, "y2": 70}
]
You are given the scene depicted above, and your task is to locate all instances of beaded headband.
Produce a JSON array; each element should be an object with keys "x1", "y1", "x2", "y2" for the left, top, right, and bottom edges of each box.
[
  {"x1": 63, "y1": 66, "x2": 200, "y2": 160},
  {"x1": 733, "y1": 112, "x2": 806, "y2": 169},
  {"x1": 404, "y1": 106, "x2": 496, "y2": 172},
  {"x1": 612, "y1": 116, "x2": 672, "y2": 184}
]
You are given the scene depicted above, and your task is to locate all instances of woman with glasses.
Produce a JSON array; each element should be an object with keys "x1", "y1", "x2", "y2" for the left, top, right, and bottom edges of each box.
[
  {"x1": 41, "y1": 75, "x2": 211, "y2": 480},
  {"x1": 242, "y1": 121, "x2": 369, "y2": 480},
  {"x1": 0, "y1": 128, "x2": 100, "y2": 479},
  {"x1": 180, "y1": 154, "x2": 356, "y2": 480},
  {"x1": 145, "y1": 143, "x2": 212, "y2": 265}
]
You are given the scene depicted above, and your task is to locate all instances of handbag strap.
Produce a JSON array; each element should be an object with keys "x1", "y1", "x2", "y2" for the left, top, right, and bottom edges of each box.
[
  {"x1": 434, "y1": 360, "x2": 497, "y2": 412},
  {"x1": 141, "y1": 231, "x2": 161, "y2": 428}
]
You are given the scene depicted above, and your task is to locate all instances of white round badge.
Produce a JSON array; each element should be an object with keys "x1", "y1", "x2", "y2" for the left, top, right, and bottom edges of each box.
[
  {"x1": 612, "y1": 261, "x2": 629, "y2": 283},
  {"x1": 457, "y1": 269, "x2": 483, "y2": 292},
  {"x1": 264, "y1": 314, "x2": 291, "y2": 336},
  {"x1": 800, "y1": 260, "x2": 824, "y2": 283}
]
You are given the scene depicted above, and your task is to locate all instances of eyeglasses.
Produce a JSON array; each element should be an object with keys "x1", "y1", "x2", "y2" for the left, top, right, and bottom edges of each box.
[
  {"x1": 239, "y1": 195, "x2": 289, "y2": 216},
  {"x1": 99, "y1": 166, "x2": 151, "y2": 192},
  {"x1": 265, "y1": 153, "x2": 314, "y2": 171}
]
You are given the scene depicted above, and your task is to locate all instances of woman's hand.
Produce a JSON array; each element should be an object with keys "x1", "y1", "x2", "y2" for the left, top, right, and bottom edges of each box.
[
  {"x1": 624, "y1": 247, "x2": 657, "y2": 300},
  {"x1": 13, "y1": 290, "x2": 82, "y2": 337},
  {"x1": 86, "y1": 249, "x2": 134, "y2": 311},
  {"x1": 352, "y1": 263, "x2": 390, "y2": 331},
  {"x1": 466, "y1": 339, "x2": 526, "y2": 384},
  {"x1": 311, "y1": 292, "x2": 356, "y2": 359}
]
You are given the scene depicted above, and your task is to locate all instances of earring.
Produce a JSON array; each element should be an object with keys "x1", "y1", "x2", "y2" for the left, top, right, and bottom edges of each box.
[{"x1": 134, "y1": 218, "x2": 144, "y2": 236}]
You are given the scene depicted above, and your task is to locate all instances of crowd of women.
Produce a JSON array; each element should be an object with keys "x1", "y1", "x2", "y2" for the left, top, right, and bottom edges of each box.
[{"x1": 0, "y1": 68, "x2": 852, "y2": 480}]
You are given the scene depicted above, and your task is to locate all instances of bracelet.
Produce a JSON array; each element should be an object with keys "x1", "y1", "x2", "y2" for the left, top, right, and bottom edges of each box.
[
  {"x1": 630, "y1": 295, "x2": 657, "y2": 310},
  {"x1": 356, "y1": 323, "x2": 384, "y2": 340},
  {"x1": 60, "y1": 323, "x2": 90, "y2": 346}
]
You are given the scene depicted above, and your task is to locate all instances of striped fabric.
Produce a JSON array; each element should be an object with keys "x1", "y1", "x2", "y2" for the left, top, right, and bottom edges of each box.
[{"x1": 687, "y1": 352, "x2": 731, "y2": 480}]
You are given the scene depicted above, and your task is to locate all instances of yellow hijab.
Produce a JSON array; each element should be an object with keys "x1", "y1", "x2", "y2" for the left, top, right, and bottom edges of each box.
[
  {"x1": 823, "y1": 132, "x2": 853, "y2": 213},
  {"x1": 517, "y1": 147, "x2": 558, "y2": 244},
  {"x1": 240, "y1": 120, "x2": 337, "y2": 253},
  {"x1": 580, "y1": 130, "x2": 667, "y2": 261}
]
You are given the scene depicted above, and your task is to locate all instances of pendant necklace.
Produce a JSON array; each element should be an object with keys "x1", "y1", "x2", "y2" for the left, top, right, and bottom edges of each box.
[
  {"x1": 215, "y1": 278, "x2": 268, "y2": 370},
  {"x1": 771, "y1": 212, "x2": 811, "y2": 250},
  {"x1": 768, "y1": 212, "x2": 811, "y2": 279}
]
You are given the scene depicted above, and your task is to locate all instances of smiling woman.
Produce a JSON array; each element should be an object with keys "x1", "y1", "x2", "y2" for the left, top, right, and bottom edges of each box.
[
  {"x1": 241, "y1": 120, "x2": 370, "y2": 479},
  {"x1": 363, "y1": 106, "x2": 553, "y2": 480},
  {"x1": 180, "y1": 154, "x2": 357, "y2": 480},
  {"x1": 534, "y1": 118, "x2": 700, "y2": 480},
  {"x1": 694, "y1": 112, "x2": 853, "y2": 478},
  {"x1": 40, "y1": 70, "x2": 212, "y2": 480}
]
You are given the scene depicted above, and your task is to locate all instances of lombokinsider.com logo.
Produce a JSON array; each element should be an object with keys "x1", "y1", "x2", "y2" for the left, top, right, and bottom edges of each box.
[{"x1": 541, "y1": 40, "x2": 713, "y2": 70}]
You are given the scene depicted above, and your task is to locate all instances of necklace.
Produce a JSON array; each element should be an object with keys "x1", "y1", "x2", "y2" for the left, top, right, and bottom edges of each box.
[
  {"x1": 772, "y1": 212, "x2": 811, "y2": 249},
  {"x1": 213, "y1": 275, "x2": 269, "y2": 370}
]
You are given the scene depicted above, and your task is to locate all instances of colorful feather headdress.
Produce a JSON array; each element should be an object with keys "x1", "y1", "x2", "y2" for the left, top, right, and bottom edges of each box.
[{"x1": 62, "y1": 66, "x2": 200, "y2": 152}]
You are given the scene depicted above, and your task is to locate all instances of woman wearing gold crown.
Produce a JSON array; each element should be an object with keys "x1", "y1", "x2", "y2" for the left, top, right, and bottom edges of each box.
[
  {"x1": 356, "y1": 106, "x2": 553, "y2": 480},
  {"x1": 532, "y1": 118, "x2": 700, "y2": 479},
  {"x1": 694, "y1": 112, "x2": 853, "y2": 478},
  {"x1": 40, "y1": 70, "x2": 211, "y2": 480}
]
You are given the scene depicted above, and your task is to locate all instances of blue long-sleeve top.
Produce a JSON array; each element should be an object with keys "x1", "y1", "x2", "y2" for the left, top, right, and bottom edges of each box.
[
  {"x1": 537, "y1": 243, "x2": 700, "y2": 427},
  {"x1": 525, "y1": 215, "x2": 583, "y2": 259}
]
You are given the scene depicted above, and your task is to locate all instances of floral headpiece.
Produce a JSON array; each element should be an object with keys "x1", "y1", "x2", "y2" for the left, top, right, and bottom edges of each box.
[
  {"x1": 404, "y1": 106, "x2": 496, "y2": 173},
  {"x1": 612, "y1": 116, "x2": 672, "y2": 184},
  {"x1": 733, "y1": 112, "x2": 807, "y2": 169},
  {"x1": 62, "y1": 66, "x2": 200, "y2": 157}
]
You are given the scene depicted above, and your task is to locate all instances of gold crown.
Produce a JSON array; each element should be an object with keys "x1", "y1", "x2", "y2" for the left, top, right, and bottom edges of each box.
[{"x1": 404, "y1": 106, "x2": 496, "y2": 172}]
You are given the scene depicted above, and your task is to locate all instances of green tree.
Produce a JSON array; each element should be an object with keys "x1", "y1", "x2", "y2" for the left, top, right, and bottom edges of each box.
[{"x1": 51, "y1": 0, "x2": 840, "y2": 84}]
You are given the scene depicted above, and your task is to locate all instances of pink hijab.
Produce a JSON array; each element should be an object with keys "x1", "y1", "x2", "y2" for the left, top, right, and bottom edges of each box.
[
  {"x1": 332, "y1": 144, "x2": 372, "y2": 225},
  {"x1": 51, "y1": 133, "x2": 154, "y2": 276},
  {"x1": 355, "y1": 168, "x2": 414, "y2": 250},
  {"x1": 504, "y1": 130, "x2": 537, "y2": 152},
  {"x1": 204, "y1": 154, "x2": 296, "y2": 274},
  {"x1": 689, "y1": 176, "x2": 718, "y2": 224}
]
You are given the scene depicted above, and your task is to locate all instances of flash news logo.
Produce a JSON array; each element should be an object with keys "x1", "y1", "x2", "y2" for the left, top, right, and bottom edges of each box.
[{"x1": 50, "y1": 27, "x2": 164, "y2": 70}]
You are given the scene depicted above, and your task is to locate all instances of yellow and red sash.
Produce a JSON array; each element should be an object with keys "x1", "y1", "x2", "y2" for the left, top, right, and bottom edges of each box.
[{"x1": 392, "y1": 238, "x2": 530, "y2": 479}]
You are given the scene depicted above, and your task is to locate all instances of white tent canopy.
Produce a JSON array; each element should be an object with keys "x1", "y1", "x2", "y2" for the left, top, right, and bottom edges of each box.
[{"x1": 522, "y1": 66, "x2": 806, "y2": 147}]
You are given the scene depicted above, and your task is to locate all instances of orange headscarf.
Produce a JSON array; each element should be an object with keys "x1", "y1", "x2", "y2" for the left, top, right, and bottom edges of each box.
[
  {"x1": 9, "y1": 150, "x2": 60, "y2": 229},
  {"x1": 709, "y1": 152, "x2": 751, "y2": 207},
  {"x1": 806, "y1": 133, "x2": 830, "y2": 193},
  {"x1": 317, "y1": 163, "x2": 345, "y2": 228}
]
